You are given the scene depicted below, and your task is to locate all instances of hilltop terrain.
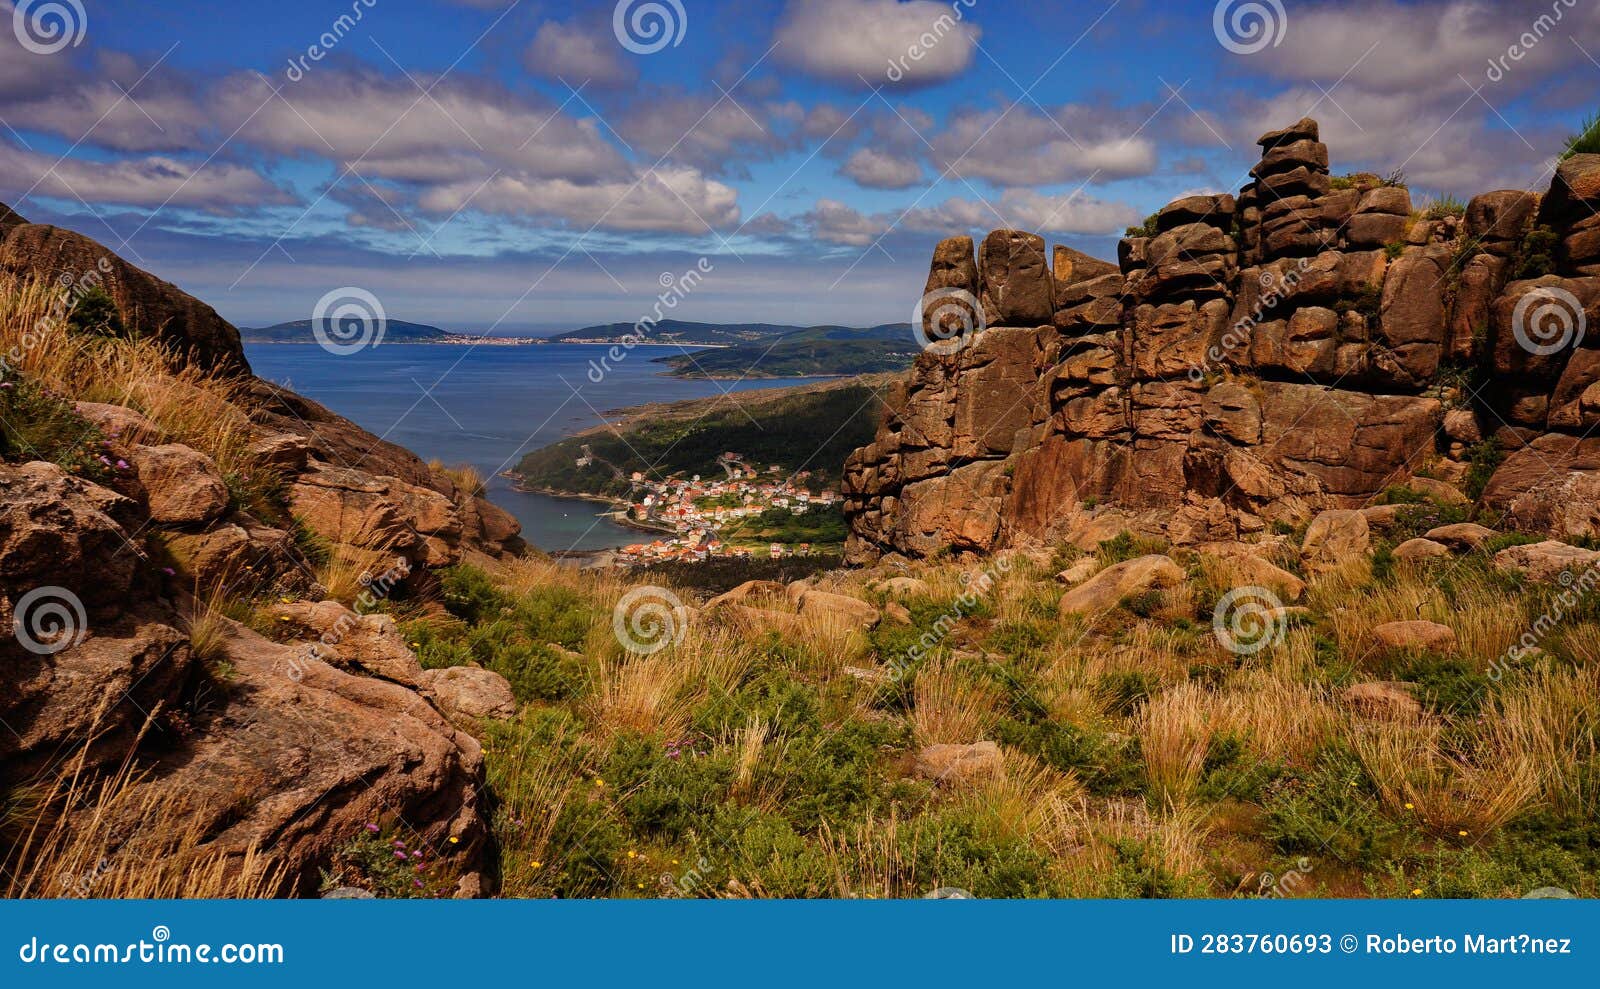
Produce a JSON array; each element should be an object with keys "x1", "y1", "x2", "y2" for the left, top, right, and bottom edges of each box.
[
  {"x1": 654, "y1": 323, "x2": 919, "y2": 378},
  {"x1": 3, "y1": 118, "x2": 1600, "y2": 901}
]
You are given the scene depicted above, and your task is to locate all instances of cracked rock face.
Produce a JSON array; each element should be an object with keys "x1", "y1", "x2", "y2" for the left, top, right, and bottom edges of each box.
[{"x1": 844, "y1": 121, "x2": 1600, "y2": 562}]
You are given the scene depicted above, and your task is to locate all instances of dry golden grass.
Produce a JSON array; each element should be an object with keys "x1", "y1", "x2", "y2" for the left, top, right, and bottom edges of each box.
[
  {"x1": 430, "y1": 460, "x2": 486, "y2": 498},
  {"x1": 1351, "y1": 718, "x2": 1540, "y2": 835},
  {"x1": 1140, "y1": 682, "x2": 1214, "y2": 801},
  {"x1": 911, "y1": 656, "x2": 1001, "y2": 746},
  {"x1": 182, "y1": 583, "x2": 235, "y2": 666},
  {"x1": 1479, "y1": 665, "x2": 1599, "y2": 816},
  {"x1": 1316, "y1": 565, "x2": 1525, "y2": 670},
  {"x1": 0, "y1": 272, "x2": 265, "y2": 483},
  {"x1": 3, "y1": 752, "x2": 281, "y2": 899}
]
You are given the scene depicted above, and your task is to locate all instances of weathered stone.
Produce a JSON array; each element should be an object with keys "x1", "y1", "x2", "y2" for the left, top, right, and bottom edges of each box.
[
  {"x1": 132, "y1": 443, "x2": 230, "y2": 525},
  {"x1": 796, "y1": 589, "x2": 880, "y2": 630},
  {"x1": 978, "y1": 230, "x2": 1053, "y2": 326},
  {"x1": 1372, "y1": 620, "x2": 1456, "y2": 652},
  {"x1": 705, "y1": 579, "x2": 786, "y2": 610},
  {"x1": 418, "y1": 666, "x2": 517, "y2": 721},
  {"x1": 1302, "y1": 510, "x2": 1370, "y2": 571},
  {"x1": 1394, "y1": 537, "x2": 1451, "y2": 560},
  {"x1": 1423, "y1": 522, "x2": 1497, "y2": 551},
  {"x1": 1058, "y1": 554, "x2": 1184, "y2": 616},
  {"x1": 914, "y1": 741, "x2": 1003, "y2": 786},
  {"x1": 1493, "y1": 540, "x2": 1600, "y2": 583},
  {"x1": 1343, "y1": 681, "x2": 1423, "y2": 720}
]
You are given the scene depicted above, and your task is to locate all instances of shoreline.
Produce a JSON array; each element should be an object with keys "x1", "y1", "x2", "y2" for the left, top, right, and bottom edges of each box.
[{"x1": 499, "y1": 475, "x2": 677, "y2": 539}]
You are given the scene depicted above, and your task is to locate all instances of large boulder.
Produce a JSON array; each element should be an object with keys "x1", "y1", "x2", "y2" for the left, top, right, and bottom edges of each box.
[
  {"x1": 914, "y1": 741, "x2": 1003, "y2": 786},
  {"x1": 1493, "y1": 540, "x2": 1600, "y2": 583},
  {"x1": 796, "y1": 588, "x2": 880, "y2": 630},
  {"x1": 1371, "y1": 620, "x2": 1457, "y2": 653},
  {"x1": 0, "y1": 213, "x2": 247, "y2": 373},
  {"x1": 1058, "y1": 555, "x2": 1184, "y2": 616},
  {"x1": 978, "y1": 230, "x2": 1053, "y2": 326},
  {"x1": 418, "y1": 666, "x2": 517, "y2": 721},
  {"x1": 0, "y1": 462, "x2": 141, "y2": 613},
  {"x1": 132, "y1": 443, "x2": 230, "y2": 525},
  {"x1": 1301, "y1": 509, "x2": 1370, "y2": 572}
]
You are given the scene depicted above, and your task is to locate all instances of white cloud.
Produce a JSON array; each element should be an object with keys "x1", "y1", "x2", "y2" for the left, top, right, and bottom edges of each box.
[
  {"x1": 418, "y1": 166, "x2": 740, "y2": 234},
  {"x1": 907, "y1": 188, "x2": 1143, "y2": 236},
  {"x1": 773, "y1": 0, "x2": 981, "y2": 87},
  {"x1": 803, "y1": 198, "x2": 887, "y2": 246},
  {"x1": 0, "y1": 144, "x2": 293, "y2": 211},
  {"x1": 802, "y1": 186, "x2": 1140, "y2": 247},
  {"x1": 524, "y1": 19, "x2": 637, "y2": 88},
  {"x1": 839, "y1": 147, "x2": 923, "y2": 188},
  {"x1": 929, "y1": 105, "x2": 1158, "y2": 185}
]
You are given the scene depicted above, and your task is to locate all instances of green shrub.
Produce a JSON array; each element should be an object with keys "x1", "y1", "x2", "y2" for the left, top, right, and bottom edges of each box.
[
  {"x1": 1263, "y1": 747, "x2": 1409, "y2": 868},
  {"x1": 1463, "y1": 439, "x2": 1504, "y2": 501},
  {"x1": 1562, "y1": 111, "x2": 1600, "y2": 159},
  {"x1": 1395, "y1": 653, "x2": 1489, "y2": 716},
  {"x1": 1124, "y1": 213, "x2": 1159, "y2": 238},
  {"x1": 1514, "y1": 226, "x2": 1560, "y2": 280},
  {"x1": 67, "y1": 287, "x2": 126, "y2": 339},
  {"x1": 0, "y1": 375, "x2": 110, "y2": 479}
]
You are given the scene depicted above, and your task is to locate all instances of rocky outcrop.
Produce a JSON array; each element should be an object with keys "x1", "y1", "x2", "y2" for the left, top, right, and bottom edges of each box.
[
  {"x1": 844, "y1": 121, "x2": 1600, "y2": 560},
  {"x1": 0, "y1": 206, "x2": 249, "y2": 373},
  {"x1": 0, "y1": 460, "x2": 494, "y2": 893}
]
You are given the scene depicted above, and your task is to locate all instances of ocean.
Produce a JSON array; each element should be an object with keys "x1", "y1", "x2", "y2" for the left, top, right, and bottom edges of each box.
[{"x1": 245, "y1": 343, "x2": 830, "y2": 552}]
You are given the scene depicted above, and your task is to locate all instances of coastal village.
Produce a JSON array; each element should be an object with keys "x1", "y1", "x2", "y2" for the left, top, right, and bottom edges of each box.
[{"x1": 607, "y1": 453, "x2": 840, "y2": 566}]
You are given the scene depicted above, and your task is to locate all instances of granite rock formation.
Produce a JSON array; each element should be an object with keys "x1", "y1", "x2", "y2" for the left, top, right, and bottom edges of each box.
[{"x1": 844, "y1": 120, "x2": 1600, "y2": 560}]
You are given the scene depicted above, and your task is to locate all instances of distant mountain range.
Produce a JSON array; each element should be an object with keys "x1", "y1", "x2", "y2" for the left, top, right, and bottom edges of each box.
[
  {"x1": 653, "y1": 323, "x2": 919, "y2": 379},
  {"x1": 548, "y1": 318, "x2": 824, "y2": 346},
  {"x1": 241, "y1": 319, "x2": 455, "y2": 343},
  {"x1": 242, "y1": 316, "x2": 922, "y2": 377}
]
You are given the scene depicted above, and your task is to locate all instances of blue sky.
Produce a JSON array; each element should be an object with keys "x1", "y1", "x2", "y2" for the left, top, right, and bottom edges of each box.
[{"x1": 1, "y1": 0, "x2": 1595, "y2": 332}]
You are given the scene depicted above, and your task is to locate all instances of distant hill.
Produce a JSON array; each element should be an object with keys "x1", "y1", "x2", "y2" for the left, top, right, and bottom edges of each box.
[
  {"x1": 654, "y1": 323, "x2": 919, "y2": 378},
  {"x1": 242, "y1": 319, "x2": 454, "y2": 343},
  {"x1": 513, "y1": 374, "x2": 899, "y2": 500},
  {"x1": 548, "y1": 319, "x2": 814, "y2": 346}
]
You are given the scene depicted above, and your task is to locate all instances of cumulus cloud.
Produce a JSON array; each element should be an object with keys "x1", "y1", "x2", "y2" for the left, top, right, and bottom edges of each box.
[
  {"x1": 839, "y1": 147, "x2": 923, "y2": 188},
  {"x1": 216, "y1": 71, "x2": 629, "y2": 185},
  {"x1": 773, "y1": 0, "x2": 981, "y2": 87},
  {"x1": 907, "y1": 188, "x2": 1143, "y2": 237},
  {"x1": 418, "y1": 166, "x2": 740, "y2": 234},
  {"x1": 524, "y1": 19, "x2": 637, "y2": 88},
  {"x1": 0, "y1": 143, "x2": 293, "y2": 211},
  {"x1": 802, "y1": 186, "x2": 1140, "y2": 247},
  {"x1": 616, "y1": 91, "x2": 793, "y2": 176},
  {"x1": 802, "y1": 197, "x2": 887, "y2": 245},
  {"x1": 929, "y1": 104, "x2": 1158, "y2": 185},
  {"x1": 1246, "y1": 0, "x2": 1600, "y2": 97}
]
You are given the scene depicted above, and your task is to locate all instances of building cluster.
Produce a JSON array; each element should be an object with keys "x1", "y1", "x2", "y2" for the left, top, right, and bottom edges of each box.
[{"x1": 612, "y1": 453, "x2": 837, "y2": 566}]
